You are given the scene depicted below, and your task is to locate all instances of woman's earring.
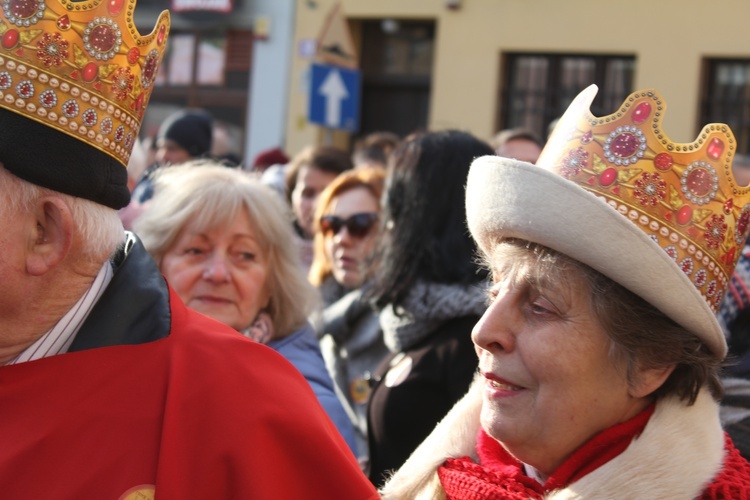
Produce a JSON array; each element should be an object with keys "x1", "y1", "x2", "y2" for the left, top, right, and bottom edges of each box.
[{"x1": 245, "y1": 309, "x2": 274, "y2": 343}]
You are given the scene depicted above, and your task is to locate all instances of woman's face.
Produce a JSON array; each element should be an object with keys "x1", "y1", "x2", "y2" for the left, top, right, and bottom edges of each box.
[
  {"x1": 291, "y1": 165, "x2": 339, "y2": 239},
  {"x1": 473, "y1": 261, "x2": 652, "y2": 476},
  {"x1": 160, "y1": 209, "x2": 271, "y2": 331},
  {"x1": 322, "y1": 186, "x2": 380, "y2": 289}
]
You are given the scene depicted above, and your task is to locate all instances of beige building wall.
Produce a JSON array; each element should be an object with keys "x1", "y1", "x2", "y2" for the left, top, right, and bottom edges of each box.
[{"x1": 286, "y1": 0, "x2": 750, "y2": 156}]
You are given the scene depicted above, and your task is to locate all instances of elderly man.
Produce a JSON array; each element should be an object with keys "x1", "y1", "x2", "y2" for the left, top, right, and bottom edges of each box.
[{"x1": 0, "y1": 1, "x2": 377, "y2": 499}]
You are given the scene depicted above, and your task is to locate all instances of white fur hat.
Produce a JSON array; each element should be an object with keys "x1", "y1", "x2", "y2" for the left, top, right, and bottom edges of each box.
[{"x1": 466, "y1": 86, "x2": 750, "y2": 358}]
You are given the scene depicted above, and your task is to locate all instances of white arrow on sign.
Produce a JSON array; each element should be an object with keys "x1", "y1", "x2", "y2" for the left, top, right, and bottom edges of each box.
[{"x1": 319, "y1": 68, "x2": 349, "y2": 127}]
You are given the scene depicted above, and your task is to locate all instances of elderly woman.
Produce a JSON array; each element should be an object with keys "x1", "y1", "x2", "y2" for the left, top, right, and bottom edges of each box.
[
  {"x1": 309, "y1": 167, "x2": 390, "y2": 465},
  {"x1": 134, "y1": 162, "x2": 356, "y2": 453},
  {"x1": 381, "y1": 87, "x2": 750, "y2": 498}
]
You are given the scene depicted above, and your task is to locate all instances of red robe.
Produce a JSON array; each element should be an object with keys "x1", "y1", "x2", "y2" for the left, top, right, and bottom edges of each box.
[{"x1": 0, "y1": 285, "x2": 377, "y2": 499}]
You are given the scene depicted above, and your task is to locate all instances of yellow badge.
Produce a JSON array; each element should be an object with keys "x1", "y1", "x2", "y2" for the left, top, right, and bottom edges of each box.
[
  {"x1": 350, "y1": 376, "x2": 371, "y2": 404},
  {"x1": 119, "y1": 485, "x2": 155, "y2": 500}
]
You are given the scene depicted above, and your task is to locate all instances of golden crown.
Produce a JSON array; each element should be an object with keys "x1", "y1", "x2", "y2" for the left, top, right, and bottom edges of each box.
[
  {"x1": 537, "y1": 86, "x2": 750, "y2": 314},
  {"x1": 0, "y1": 0, "x2": 169, "y2": 166}
]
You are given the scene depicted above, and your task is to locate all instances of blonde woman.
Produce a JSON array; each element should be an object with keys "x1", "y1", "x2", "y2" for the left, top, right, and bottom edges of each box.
[{"x1": 135, "y1": 162, "x2": 356, "y2": 453}]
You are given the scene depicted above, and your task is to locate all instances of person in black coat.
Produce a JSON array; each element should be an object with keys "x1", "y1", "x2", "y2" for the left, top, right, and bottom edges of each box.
[{"x1": 365, "y1": 130, "x2": 494, "y2": 486}]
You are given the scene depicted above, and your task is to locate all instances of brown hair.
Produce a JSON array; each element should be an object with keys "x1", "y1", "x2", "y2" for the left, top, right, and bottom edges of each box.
[
  {"x1": 308, "y1": 167, "x2": 386, "y2": 286},
  {"x1": 485, "y1": 239, "x2": 723, "y2": 404},
  {"x1": 284, "y1": 145, "x2": 354, "y2": 204},
  {"x1": 490, "y1": 127, "x2": 543, "y2": 151}
]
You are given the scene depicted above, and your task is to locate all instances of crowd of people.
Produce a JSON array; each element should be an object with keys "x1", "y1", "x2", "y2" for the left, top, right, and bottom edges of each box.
[{"x1": 2, "y1": 0, "x2": 750, "y2": 495}]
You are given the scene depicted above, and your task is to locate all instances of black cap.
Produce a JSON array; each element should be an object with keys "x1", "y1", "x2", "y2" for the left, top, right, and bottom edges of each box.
[
  {"x1": 0, "y1": 108, "x2": 130, "y2": 209},
  {"x1": 157, "y1": 109, "x2": 213, "y2": 158}
]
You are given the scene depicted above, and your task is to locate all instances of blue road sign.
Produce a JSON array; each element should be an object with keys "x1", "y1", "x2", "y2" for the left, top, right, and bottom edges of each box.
[{"x1": 308, "y1": 63, "x2": 360, "y2": 133}]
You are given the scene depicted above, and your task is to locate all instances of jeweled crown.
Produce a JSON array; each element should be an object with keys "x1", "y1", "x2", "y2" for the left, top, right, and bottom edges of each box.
[
  {"x1": 537, "y1": 85, "x2": 750, "y2": 314},
  {"x1": 0, "y1": 0, "x2": 169, "y2": 166}
]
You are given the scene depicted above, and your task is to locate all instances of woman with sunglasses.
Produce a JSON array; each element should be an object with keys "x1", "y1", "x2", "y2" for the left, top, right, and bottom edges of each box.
[
  {"x1": 134, "y1": 162, "x2": 357, "y2": 455},
  {"x1": 365, "y1": 130, "x2": 495, "y2": 487},
  {"x1": 309, "y1": 167, "x2": 390, "y2": 467}
]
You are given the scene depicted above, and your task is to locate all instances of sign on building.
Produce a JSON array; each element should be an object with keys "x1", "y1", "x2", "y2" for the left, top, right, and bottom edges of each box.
[{"x1": 308, "y1": 63, "x2": 360, "y2": 133}]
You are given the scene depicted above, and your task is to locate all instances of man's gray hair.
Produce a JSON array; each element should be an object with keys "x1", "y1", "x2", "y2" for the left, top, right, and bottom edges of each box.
[{"x1": 0, "y1": 165, "x2": 124, "y2": 262}]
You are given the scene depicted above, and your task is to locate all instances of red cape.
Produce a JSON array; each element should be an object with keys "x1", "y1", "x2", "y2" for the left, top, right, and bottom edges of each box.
[{"x1": 0, "y1": 288, "x2": 377, "y2": 499}]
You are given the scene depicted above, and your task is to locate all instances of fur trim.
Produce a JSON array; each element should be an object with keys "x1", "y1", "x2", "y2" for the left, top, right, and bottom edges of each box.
[
  {"x1": 381, "y1": 383, "x2": 725, "y2": 499},
  {"x1": 380, "y1": 375, "x2": 483, "y2": 500},
  {"x1": 550, "y1": 388, "x2": 724, "y2": 498}
]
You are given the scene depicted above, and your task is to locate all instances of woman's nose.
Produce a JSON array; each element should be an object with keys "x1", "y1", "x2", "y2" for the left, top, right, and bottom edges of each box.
[
  {"x1": 333, "y1": 226, "x2": 354, "y2": 246},
  {"x1": 202, "y1": 253, "x2": 230, "y2": 282},
  {"x1": 472, "y1": 290, "x2": 517, "y2": 354}
]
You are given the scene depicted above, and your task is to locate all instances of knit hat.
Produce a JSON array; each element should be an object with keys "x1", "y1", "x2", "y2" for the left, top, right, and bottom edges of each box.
[
  {"x1": 157, "y1": 109, "x2": 213, "y2": 158},
  {"x1": 466, "y1": 86, "x2": 750, "y2": 358},
  {"x1": 0, "y1": 0, "x2": 170, "y2": 209},
  {"x1": 253, "y1": 147, "x2": 290, "y2": 170}
]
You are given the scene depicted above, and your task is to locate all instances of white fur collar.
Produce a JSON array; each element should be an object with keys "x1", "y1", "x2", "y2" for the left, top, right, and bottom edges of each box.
[{"x1": 381, "y1": 379, "x2": 725, "y2": 499}]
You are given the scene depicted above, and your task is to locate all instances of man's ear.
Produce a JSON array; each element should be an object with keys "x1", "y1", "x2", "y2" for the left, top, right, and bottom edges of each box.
[{"x1": 26, "y1": 196, "x2": 74, "y2": 276}]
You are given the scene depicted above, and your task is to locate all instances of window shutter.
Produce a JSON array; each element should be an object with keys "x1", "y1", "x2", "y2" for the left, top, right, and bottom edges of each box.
[{"x1": 226, "y1": 30, "x2": 253, "y2": 72}]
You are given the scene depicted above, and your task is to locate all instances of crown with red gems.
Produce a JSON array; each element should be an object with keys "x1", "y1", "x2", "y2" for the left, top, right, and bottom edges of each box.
[
  {"x1": 0, "y1": 0, "x2": 169, "y2": 166},
  {"x1": 537, "y1": 86, "x2": 750, "y2": 314}
]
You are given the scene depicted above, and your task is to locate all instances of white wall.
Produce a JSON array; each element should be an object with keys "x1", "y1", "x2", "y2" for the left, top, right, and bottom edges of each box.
[{"x1": 245, "y1": 0, "x2": 295, "y2": 166}]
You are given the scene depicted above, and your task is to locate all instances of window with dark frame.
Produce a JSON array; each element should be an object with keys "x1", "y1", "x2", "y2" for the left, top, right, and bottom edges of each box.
[
  {"x1": 701, "y1": 59, "x2": 750, "y2": 156},
  {"x1": 147, "y1": 29, "x2": 250, "y2": 121},
  {"x1": 499, "y1": 53, "x2": 636, "y2": 142}
]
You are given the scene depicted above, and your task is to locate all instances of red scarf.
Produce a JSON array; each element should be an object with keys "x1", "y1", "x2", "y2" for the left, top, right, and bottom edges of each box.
[{"x1": 438, "y1": 404, "x2": 655, "y2": 499}]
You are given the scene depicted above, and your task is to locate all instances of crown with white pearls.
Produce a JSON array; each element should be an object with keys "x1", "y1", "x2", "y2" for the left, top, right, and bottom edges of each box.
[
  {"x1": 537, "y1": 86, "x2": 750, "y2": 314},
  {"x1": 0, "y1": 0, "x2": 169, "y2": 166}
]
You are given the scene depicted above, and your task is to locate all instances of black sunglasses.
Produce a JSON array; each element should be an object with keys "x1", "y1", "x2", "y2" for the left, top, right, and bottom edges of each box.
[{"x1": 320, "y1": 212, "x2": 379, "y2": 238}]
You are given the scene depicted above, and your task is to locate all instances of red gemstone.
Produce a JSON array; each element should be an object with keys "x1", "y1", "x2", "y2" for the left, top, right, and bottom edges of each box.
[
  {"x1": 726, "y1": 246, "x2": 737, "y2": 265},
  {"x1": 90, "y1": 25, "x2": 117, "y2": 52},
  {"x1": 612, "y1": 186, "x2": 620, "y2": 195},
  {"x1": 586, "y1": 177, "x2": 595, "y2": 185},
  {"x1": 677, "y1": 205, "x2": 693, "y2": 226},
  {"x1": 142, "y1": 52, "x2": 157, "y2": 82},
  {"x1": 134, "y1": 92, "x2": 144, "y2": 111},
  {"x1": 686, "y1": 168, "x2": 714, "y2": 197},
  {"x1": 57, "y1": 14, "x2": 70, "y2": 30},
  {"x1": 127, "y1": 47, "x2": 140, "y2": 65},
  {"x1": 724, "y1": 199, "x2": 734, "y2": 215},
  {"x1": 707, "y1": 137, "x2": 724, "y2": 160},
  {"x1": 108, "y1": 0, "x2": 125, "y2": 15},
  {"x1": 9, "y1": 0, "x2": 38, "y2": 19},
  {"x1": 157, "y1": 25, "x2": 166, "y2": 45},
  {"x1": 632, "y1": 101, "x2": 651, "y2": 124},
  {"x1": 738, "y1": 211, "x2": 750, "y2": 237},
  {"x1": 581, "y1": 130, "x2": 592, "y2": 144},
  {"x1": 70, "y1": 70, "x2": 79, "y2": 79},
  {"x1": 2, "y1": 29, "x2": 19, "y2": 49},
  {"x1": 611, "y1": 133, "x2": 638, "y2": 158},
  {"x1": 600, "y1": 167, "x2": 617, "y2": 187},
  {"x1": 82, "y1": 62, "x2": 98, "y2": 82},
  {"x1": 687, "y1": 226, "x2": 698, "y2": 237},
  {"x1": 654, "y1": 152, "x2": 673, "y2": 171}
]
